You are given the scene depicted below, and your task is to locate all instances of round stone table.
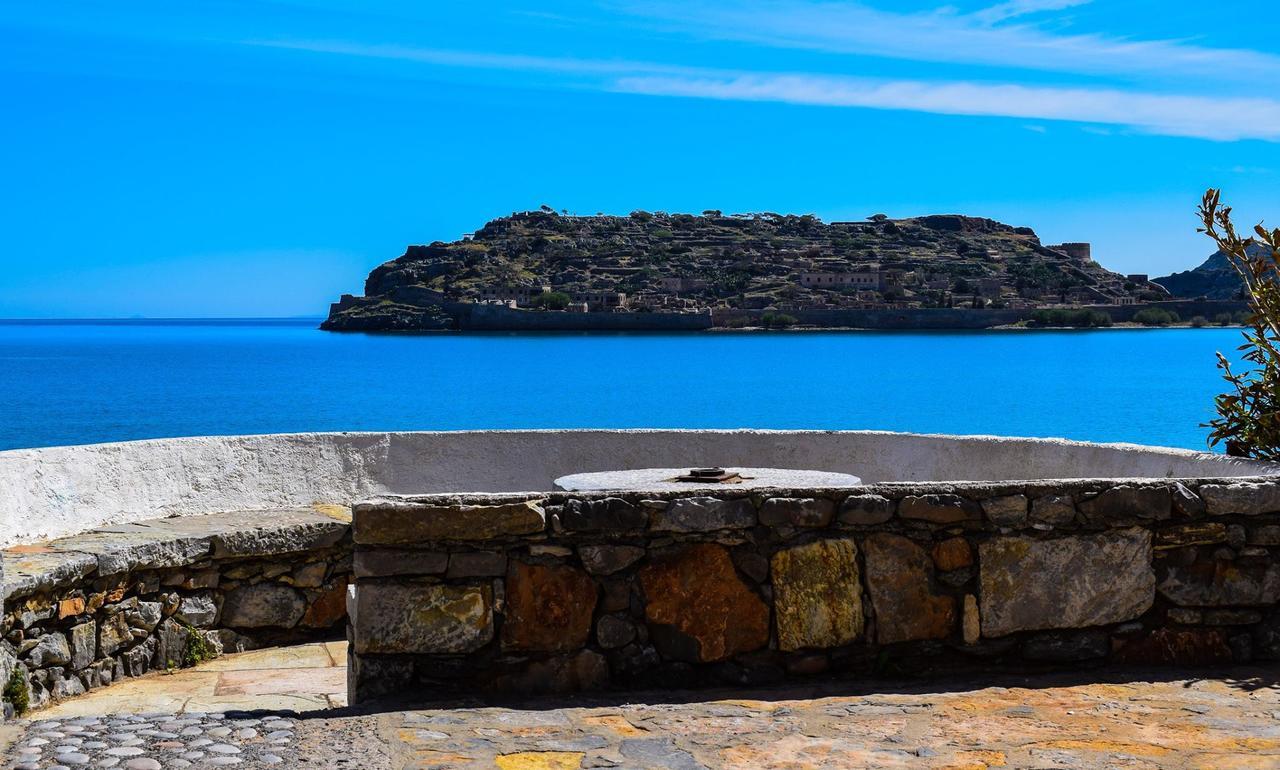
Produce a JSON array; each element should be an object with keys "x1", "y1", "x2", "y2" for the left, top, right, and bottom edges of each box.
[{"x1": 554, "y1": 467, "x2": 862, "y2": 492}]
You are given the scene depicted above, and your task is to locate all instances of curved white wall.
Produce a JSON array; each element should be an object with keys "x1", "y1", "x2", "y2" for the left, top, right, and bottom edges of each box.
[{"x1": 1, "y1": 429, "x2": 1275, "y2": 548}]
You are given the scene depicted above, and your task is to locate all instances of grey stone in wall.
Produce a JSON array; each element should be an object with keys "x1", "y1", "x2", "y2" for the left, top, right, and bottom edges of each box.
[
  {"x1": 982, "y1": 495, "x2": 1029, "y2": 527},
  {"x1": 979, "y1": 529, "x2": 1154, "y2": 637},
  {"x1": 837, "y1": 494, "x2": 893, "y2": 525},
  {"x1": 1158, "y1": 559, "x2": 1280, "y2": 607},
  {"x1": 69, "y1": 622, "x2": 96, "y2": 671},
  {"x1": 578, "y1": 545, "x2": 646, "y2": 576},
  {"x1": 758, "y1": 498, "x2": 835, "y2": 528},
  {"x1": 901, "y1": 494, "x2": 981, "y2": 524},
  {"x1": 352, "y1": 583, "x2": 493, "y2": 655},
  {"x1": 560, "y1": 498, "x2": 647, "y2": 532},
  {"x1": 177, "y1": 593, "x2": 219, "y2": 628},
  {"x1": 1078, "y1": 485, "x2": 1172, "y2": 522},
  {"x1": 650, "y1": 497, "x2": 756, "y2": 532},
  {"x1": 221, "y1": 584, "x2": 307, "y2": 629},
  {"x1": 1200, "y1": 482, "x2": 1280, "y2": 516}
]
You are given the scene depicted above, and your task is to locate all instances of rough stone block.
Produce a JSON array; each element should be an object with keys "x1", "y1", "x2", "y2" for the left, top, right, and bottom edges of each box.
[
  {"x1": 209, "y1": 511, "x2": 350, "y2": 557},
  {"x1": 1171, "y1": 482, "x2": 1206, "y2": 517},
  {"x1": 1157, "y1": 558, "x2": 1280, "y2": 607},
  {"x1": 979, "y1": 529, "x2": 1154, "y2": 637},
  {"x1": 1114, "y1": 627, "x2": 1232, "y2": 666},
  {"x1": 1022, "y1": 630, "x2": 1109, "y2": 662},
  {"x1": 578, "y1": 545, "x2": 645, "y2": 576},
  {"x1": 901, "y1": 494, "x2": 981, "y2": 524},
  {"x1": 981, "y1": 495, "x2": 1029, "y2": 527},
  {"x1": 220, "y1": 584, "x2": 306, "y2": 629},
  {"x1": 28, "y1": 633, "x2": 71, "y2": 668},
  {"x1": 863, "y1": 533, "x2": 956, "y2": 643},
  {"x1": 353, "y1": 583, "x2": 493, "y2": 655},
  {"x1": 502, "y1": 562, "x2": 598, "y2": 653},
  {"x1": 649, "y1": 497, "x2": 756, "y2": 532},
  {"x1": 447, "y1": 551, "x2": 508, "y2": 578},
  {"x1": 69, "y1": 622, "x2": 95, "y2": 671},
  {"x1": 1029, "y1": 495, "x2": 1075, "y2": 527},
  {"x1": 838, "y1": 494, "x2": 894, "y2": 525},
  {"x1": 301, "y1": 578, "x2": 349, "y2": 629},
  {"x1": 348, "y1": 654, "x2": 415, "y2": 704},
  {"x1": 639, "y1": 543, "x2": 768, "y2": 662},
  {"x1": 176, "y1": 593, "x2": 219, "y2": 628},
  {"x1": 770, "y1": 539, "x2": 863, "y2": 651},
  {"x1": 759, "y1": 498, "x2": 835, "y2": 528},
  {"x1": 98, "y1": 613, "x2": 131, "y2": 657},
  {"x1": 491, "y1": 649, "x2": 609, "y2": 695},
  {"x1": 559, "y1": 498, "x2": 647, "y2": 532},
  {"x1": 930, "y1": 537, "x2": 973, "y2": 571},
  {"x1": 1154, "y1": 522, "x2": 1227, "y2": 549},
  {"x1": 354, "y1": 499, "x2": 546, "y2": 544},
  {"x1": 1199, "y1": 482, "x2": 1280, "y2": 516},
  {"x1": 1078, "y1": 485, "x2": 1172, "y2": 522},
  {"x1": 354, "y1": 548, "x2": 448, "y2": 578}
]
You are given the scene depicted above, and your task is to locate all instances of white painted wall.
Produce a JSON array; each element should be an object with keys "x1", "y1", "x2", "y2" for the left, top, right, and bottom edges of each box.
[{"x1": 1, "y1": 430, "x2": 1274, "y2": 548}]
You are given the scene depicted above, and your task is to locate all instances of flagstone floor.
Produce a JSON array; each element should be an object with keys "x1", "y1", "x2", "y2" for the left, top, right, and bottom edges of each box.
[{"x1": 4, "y1": 642, "x2": 1280, "y2": 769}]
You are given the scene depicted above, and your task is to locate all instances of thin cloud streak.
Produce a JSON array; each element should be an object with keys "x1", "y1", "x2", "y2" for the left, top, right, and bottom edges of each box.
[
  {"x1": 256, "y1": 39, "x2": 1280, "y2": 142},
  {"x1": 617, "y1": 1, "x2": 1280, "y2": 84},
  {"x1": 614, "y1": 73, "x2": 1280, "y2": 141}
]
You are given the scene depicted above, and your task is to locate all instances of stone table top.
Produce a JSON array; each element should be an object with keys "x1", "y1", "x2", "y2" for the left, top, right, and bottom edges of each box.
[{"x1": 554, "y1": 467, "x2": 863, "y2": 492}]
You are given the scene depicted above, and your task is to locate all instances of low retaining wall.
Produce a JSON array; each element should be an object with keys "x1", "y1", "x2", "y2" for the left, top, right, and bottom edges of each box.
[
  {"x1": 3, "y1": 430, "x2": 1272, "y2": 549},
  {"x1": 348, "y1": 478, "x2": 1280, "y2": 704},
  {"x1": 1, "y1": 509, "x2": 351, "y2": 717}
]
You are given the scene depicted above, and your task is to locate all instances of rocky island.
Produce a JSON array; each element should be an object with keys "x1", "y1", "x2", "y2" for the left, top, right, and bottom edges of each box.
[{"x1": 323, "y1": 209, "x2": 1240, "y2": 331}]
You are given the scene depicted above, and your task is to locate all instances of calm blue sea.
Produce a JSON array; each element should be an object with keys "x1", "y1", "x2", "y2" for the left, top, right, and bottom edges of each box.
[{"x1": 0, "y1": 319, "x2": 1247, "y2": 452}]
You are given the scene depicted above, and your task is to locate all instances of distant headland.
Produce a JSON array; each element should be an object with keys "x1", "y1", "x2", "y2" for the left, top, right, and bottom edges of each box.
[{"x1": 322, "y1": 209, "x2": 1243, "y2": 332}]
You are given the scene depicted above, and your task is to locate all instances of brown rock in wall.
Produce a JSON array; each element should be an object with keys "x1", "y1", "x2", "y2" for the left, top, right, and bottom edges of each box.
[
  {"x1": 639, "y1": 543, "x2": 769, "y2": 663},
  {"x1": 502, "y1": 562, "x2": 598, "y2": 653},
  {"x1": 863, "y1": 533, "x2": 956, "y2": 644},
  {"x1": 301, "y1": 577, "x2": 349, "y2": 629}
]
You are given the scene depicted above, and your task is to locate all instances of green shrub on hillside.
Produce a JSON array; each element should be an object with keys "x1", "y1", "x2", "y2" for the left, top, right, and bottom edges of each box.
[
  {"x1": 529, "y1": 291, "x2": 572, "y2": 310},
  {"x1": 1028, "y1": 308, "x2": 1113, "y2": 328},
  {"x1": 1133, "y1": 308, "x2": 1179, "y2": 326},
  {"x1": 761, "y1": 312, "x2": 798, "y2": 328},
  {"x1": 1215, "y1": 312, "x2": 1235, "y2": 326}
]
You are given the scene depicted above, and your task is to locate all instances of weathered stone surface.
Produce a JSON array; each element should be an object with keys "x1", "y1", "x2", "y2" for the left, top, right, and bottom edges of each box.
[
  {"x1": 57, "y1": 596, "x2": 86, "y2": 619},
  {"x1": 979, "y1": 529, "x2": 1154, "y2": 637},
  {"x1": 353, "y1": 548, "x2": 448, "y2": 578},
  {"x1": 301, "y1": 578, "x2": 349, "y2": 629},
  {"x1": 1022, "y1": 630, "x2": 1109, "y2": 662},
  {"x1": 770, "y1": 539, "x2": 863, "y2": 651},
  {"x1": 901, "y1": 494, "x2": 981, "y2": 524},
  {"x1": 154, "y1": 618, "x2": 188, "y2": 670},
  {"x1": 863, "y1": 534, "x2": 955, "y2": 643},
  {"x1": 353, "y1": 583, "x2": 493, "y2": 654},
  {"x1": 209, "y1": 514, "x2": 349, "y2": 558},
  {"x1": 493, "y1": 650, "x2": 609, "y2": 695},
  {"x1": 98, "y1": 613, "x2": 132, "y2": 657},
  {"x1": 290, "y1": 562, "x2": 328, "y2": 588},
  {"x1": 28, "y1": 633, "x2": 71, "y2": 668},
  {"x1": 1154, "y1": 522, "x2": 1227, "y2": 548},
  {"x1": 596, "y1": 615, "x2": 636, "y2": 650},
  {"x1": 981, "y1": 495, "x2": 1029, "y2": 527},
  {"x1": 1250, "y1": 525, "x2": 1280, "y2": 546},
  {"x1": 1114, "y1": 627, "x2": 1233, "y2": 665},
  {"x1": 1255, "y1": 611, "x2": 1280, "y2": 659},
  {"x1": 639, "y1": 543, "x2": 769, "y2": 662},
  {"x1": 1171, "y1": 482, "x2": 1206, "y2": 517},
  {"x1": 447, "y1": 551, "x2": 508, "y2": 578},
  {"x1": 1203, "y1": 609, "x2": 1262, "y2": 625},
  {"x1": 649, "y1": 497, "x2": 756, "y2": 532},
  {"x1": 220, "y1": 584, "x2": 306, "y2": 629},
  {"x1": 838, "y1": 494, "x2": 894, "y2": 525},
  {"x1": 1199, "y1": 482, "x2": 1280, "y2": 516},
  {"x1": 177, "y1": 593, "x2": 219, "y2": 627},
  {"x1": 1029, "y1": 495, "x2": 1075, "y2": 527},
  {"x1": 1, "y1": 548, "x2": 97, "y2": 598},
  {"x1": 578, "y1": 545, "x2": 645, "y2": 576},
  {"x1": 127, "y1": 601, "x2": 163, "y2": 631},
  {"x1": 1078, "y1": 485, "x2": 1172, "y2": 522},
  {"x1": 354, "y1": 499, "x2": 546, "y2": 544},
  {"x1": 503, "y1": 562, "x2": 598, "y2": 652},
  {"x1": 931, "y1": 537, "x2": 973, "y2": 571},
  {"x1": 1157, "y1": 558, "x2": 1280, "y2": 607},
  {"x1": 69, "y1": 621, "x2": 96, "y2": 670},
  {"x1": 759, "y1": 498, "x2": 835, "y2": 528},
  {"x1": 559, "y1": 498, "x2": 647, "y2": 532},
  {"x1": 962, "y1": 595, "x2": 980, "y2": 644}
]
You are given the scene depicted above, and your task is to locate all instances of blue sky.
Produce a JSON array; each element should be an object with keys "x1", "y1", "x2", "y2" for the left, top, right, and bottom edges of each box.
[{"x1": 3, "y1": 0, "x2": 1279, "y2": 317}]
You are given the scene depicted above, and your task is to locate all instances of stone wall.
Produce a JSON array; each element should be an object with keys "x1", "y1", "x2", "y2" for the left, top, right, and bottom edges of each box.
[
  {"x1": 1, "y1": 510, "x2": 352, "y2": 717},
  {"x1": 348, "y1": 478, "x2": 1280, "y2": 704}
]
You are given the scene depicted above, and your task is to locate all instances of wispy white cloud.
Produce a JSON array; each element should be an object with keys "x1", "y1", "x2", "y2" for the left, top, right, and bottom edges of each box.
[
  {"x1": 254, "y1": 39, "x2": 1280, "y2": 142},
  {"x1": 616, "y1": 1, "x2": 1280, "y2": 84},
  {"x1": 972, "y1": 0, "x2": 1093, "y2": 25}
]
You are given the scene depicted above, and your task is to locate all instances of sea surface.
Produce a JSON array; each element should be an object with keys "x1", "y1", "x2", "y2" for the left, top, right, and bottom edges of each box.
[{"x1": 0, "y1": 319, "x2": 1250, "y2": 452}]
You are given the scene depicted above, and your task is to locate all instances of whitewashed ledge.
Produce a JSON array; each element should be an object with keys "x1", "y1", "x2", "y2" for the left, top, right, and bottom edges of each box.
[{"x1": 1, "y1": 430, "x2": 1276, "y2": 549}]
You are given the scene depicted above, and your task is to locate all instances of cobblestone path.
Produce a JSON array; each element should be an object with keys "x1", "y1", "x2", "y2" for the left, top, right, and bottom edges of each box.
[{"x1": 4, "y1": 643, "x2": 1280, "y2": 769}]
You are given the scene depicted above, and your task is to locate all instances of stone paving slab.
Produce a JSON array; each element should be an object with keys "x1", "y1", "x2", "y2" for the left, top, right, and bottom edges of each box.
[{"x1": 7, "y1": 642, "x2": 1280, "y2": 769}]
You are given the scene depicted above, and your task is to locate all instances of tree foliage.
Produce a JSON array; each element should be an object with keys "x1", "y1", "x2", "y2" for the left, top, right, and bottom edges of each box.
[{"x1": 1200, "y1": 189, "x2": 1280, "y2": 458}]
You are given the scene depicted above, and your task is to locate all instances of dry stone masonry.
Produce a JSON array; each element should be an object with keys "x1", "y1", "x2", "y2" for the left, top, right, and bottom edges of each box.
[
  {"x1": 348, "y1": 478, "x2": 1280, "y2": 704},
  {"x1": 1, "y1": 509, "x2": 351, "y2": 717}
]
